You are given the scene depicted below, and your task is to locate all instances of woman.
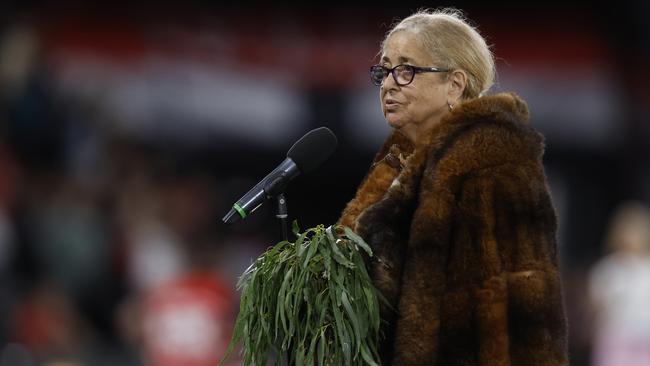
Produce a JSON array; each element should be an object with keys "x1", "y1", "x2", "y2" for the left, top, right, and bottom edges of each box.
[{"x1": 339, "y1": 9, "x2": 569, "y2": 365}]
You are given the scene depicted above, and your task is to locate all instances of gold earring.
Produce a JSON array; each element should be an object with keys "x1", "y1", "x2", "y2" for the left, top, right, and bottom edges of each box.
[{"x1": 448, "y1": 103, "x2": 454, "y2": 111}]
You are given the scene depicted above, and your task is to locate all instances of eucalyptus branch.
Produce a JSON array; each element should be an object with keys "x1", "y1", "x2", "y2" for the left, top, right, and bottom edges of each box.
[{"x1": 221, "y1": 223, "x2": 383, "y2": 366}]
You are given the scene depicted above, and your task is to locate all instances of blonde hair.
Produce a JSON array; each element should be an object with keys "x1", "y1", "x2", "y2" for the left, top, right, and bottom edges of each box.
[{"x1": 381, "y1": 8, "x2": 495, "y2": 100}]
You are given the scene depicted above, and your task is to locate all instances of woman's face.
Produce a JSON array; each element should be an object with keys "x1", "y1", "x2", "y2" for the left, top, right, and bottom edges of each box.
[{"x1": 380, "y1": 32, "x2": 451, "y2": 142}]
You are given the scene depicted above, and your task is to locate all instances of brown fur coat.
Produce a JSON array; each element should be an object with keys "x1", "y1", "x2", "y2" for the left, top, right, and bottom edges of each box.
[{"x1": 339, "y1": 93, "x2": 569, "y2": 365}]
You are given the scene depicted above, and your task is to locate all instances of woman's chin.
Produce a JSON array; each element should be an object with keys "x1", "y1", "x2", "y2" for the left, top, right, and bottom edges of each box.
[{"x1": 385, "y1": 115, "x2": 404, "y2": 129}]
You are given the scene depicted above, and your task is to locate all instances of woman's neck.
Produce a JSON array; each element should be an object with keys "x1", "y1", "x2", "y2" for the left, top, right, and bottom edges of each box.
[{"x1": 403, "y1": 111, "x2": 450, "y2": 146}]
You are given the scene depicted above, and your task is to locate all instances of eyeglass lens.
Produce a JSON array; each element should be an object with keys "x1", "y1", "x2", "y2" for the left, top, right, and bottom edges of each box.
[{"x1": 370, "y1": 65, "x2": 414, "y2": 86}]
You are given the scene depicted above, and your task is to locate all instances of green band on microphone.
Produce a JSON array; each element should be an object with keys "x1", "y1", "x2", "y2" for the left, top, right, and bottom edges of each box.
[{"x1": 233, "y1": 203, "x2": 247, "y2": 219}]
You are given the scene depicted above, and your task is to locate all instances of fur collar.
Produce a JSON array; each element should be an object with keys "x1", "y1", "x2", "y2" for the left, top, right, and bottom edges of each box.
[
  {"x1": 386, "y1": 91, "x2": 539, "y2": 173},
  {"x1": 339, "y1": 92, "x2": 544, "y2": 233}
]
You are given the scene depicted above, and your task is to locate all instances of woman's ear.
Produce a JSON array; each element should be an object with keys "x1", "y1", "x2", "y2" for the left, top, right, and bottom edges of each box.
[{"x1": 447, "y1": 69, "x2": 467, "y2": 104}]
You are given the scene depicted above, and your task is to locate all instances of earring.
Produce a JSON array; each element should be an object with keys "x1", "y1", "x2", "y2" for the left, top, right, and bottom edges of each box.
[{"x1": 448, "y1": 103, "x2": 454, "y2": 111}]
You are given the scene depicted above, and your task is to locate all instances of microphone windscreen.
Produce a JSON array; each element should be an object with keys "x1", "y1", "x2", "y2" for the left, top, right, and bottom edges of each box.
[{"x1": 287, "y1": 127, "x2": 338, "y2": 174}]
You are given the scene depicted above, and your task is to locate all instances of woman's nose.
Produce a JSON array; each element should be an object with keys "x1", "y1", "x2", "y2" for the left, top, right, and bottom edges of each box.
[{"x1": 382, "y1": 72, "x2": 399, "y2": 90}]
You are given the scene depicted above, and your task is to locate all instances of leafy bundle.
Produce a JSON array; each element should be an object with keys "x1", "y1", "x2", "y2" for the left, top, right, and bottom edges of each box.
[{"x1": 221, "y1": 224, "x2": 383, "y2": 366}]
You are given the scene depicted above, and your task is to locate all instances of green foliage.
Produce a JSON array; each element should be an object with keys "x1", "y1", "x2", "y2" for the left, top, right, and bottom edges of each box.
[{"x1": 220, "y1": 223, "x2": 383, "y2": 366}]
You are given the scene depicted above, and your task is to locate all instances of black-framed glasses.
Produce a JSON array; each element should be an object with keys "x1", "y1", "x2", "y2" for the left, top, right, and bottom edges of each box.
[{"x1": 370, "y1": 64, "x2": 450, "y2": 86}]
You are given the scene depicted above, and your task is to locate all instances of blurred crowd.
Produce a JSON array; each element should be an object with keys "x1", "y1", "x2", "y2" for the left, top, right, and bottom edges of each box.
[
  {"x1": 1, "y1": 4, "x2": 650, "y2": 366},
  {"x1": 0, "y1": 19, "x2": 274, "y2": 366}
]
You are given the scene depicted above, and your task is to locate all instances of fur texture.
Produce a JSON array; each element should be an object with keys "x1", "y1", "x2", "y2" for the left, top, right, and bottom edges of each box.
[{"x1": 339, "y1": 93, "x2": 569, "y2": 365}]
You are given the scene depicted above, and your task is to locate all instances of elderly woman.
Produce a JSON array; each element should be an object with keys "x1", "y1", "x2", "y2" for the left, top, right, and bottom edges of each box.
[{"x1": 339, "y1": 9, "x2": 569, "y2": 365}]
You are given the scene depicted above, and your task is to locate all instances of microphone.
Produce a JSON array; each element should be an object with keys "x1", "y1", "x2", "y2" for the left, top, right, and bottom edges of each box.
[{"x1": 222, "y1": 127, "x2": 338, "y2": 224}]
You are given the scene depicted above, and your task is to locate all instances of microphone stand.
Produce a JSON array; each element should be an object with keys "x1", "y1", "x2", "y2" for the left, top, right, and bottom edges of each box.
[
  {"x1": 275, "y1": 193, "x2": 290, "y2": 366},
  {"x1": 275, "y1": 193, "x2": 288, "y2": 241}
]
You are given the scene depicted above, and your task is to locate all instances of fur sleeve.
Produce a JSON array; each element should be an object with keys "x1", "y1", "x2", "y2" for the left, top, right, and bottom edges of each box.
[
  {"x1": 455, "y1": 164, "x2": 568, "y2": 365},
  {"x1": 392, "y1": 162, "x2": 569, "y2": 366}
]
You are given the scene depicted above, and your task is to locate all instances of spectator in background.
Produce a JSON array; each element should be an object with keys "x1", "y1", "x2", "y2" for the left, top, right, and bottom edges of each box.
[
  {"x1": 589, "y1": 201, "x2": 650, "y2": 366},
  {"x1": 11, "y1": 281, "x2": 89, "y2": 366},
  {"x1": 114, "y1": 163, "x2": 240, "y2": 366}
]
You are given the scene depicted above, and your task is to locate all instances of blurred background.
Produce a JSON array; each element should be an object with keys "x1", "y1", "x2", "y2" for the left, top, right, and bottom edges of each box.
[{"x1": 0, "y1": 1, "x2": 649, "y2": 365}]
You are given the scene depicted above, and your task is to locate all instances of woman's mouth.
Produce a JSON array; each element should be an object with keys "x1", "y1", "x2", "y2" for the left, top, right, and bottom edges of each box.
[{"x1": 384, "y1": 99, "x2": 400, "y2": 111}]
